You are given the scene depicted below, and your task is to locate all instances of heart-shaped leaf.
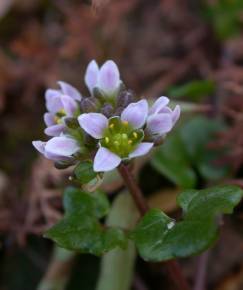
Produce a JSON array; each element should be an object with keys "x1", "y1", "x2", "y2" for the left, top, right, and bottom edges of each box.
[
  {"x1": 45, "y1": 187, "x2": 127, "y2": 255},
  {"x1": 133, "y1": 185, "x2": 243, "y2": 261}
]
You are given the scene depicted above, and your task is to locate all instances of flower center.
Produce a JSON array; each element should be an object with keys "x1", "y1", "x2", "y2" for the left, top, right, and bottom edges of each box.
[
  {"x1": 100, "y1": 117, "x2": 144, "y2": 158},
  {"x1": 54, "y1": 109, "x2": 66, "y2": 124}
]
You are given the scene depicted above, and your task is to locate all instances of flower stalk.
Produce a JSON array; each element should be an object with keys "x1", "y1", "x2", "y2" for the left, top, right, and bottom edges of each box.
[{"x1": 118, "y1": 163, "x2": 191, "y2": 290}]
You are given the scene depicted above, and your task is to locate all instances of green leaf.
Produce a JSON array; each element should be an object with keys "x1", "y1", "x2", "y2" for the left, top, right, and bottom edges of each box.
[
  {"x1": 180, "y1": 117, "x2": 223, "y2": 162},
  {"x1": 74, "y1": 161, "x2": 97, "y2": 184},
  {"x1": 133, "y1": 186, "x2": 243, "y2": 261},
  {"x1": 203, "y1": 0, "x2": 243, "y2": 40},
  {"x1": 151, "y1": 116, "x2": 229, "y2": 186},
  {"x1": 132, "y1": 208, "x2": 174, "y2": 261},
  {"x1": 63, "y1": 187, "x2": 109, "y2": 218},
  {"x1": 168, "y1": 80, "x2": 215, "y2": 100},
  {"x1": 45, "y1": 187, "x2": 127, "y2": 255},
  {"x1": 178, "y1": 185, "x2": 243, "y2": 220},
  {"x1": 180, "y1": 117, "x2": 229, "y2": 181},
  {"x1": 151, "y1": 134, "x2": 197, "y2": 188}
]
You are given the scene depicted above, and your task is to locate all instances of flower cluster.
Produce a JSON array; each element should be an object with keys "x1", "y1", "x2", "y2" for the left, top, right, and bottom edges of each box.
[{"x1": 33, "y1": 60, "x2": 180, "y2": 172}]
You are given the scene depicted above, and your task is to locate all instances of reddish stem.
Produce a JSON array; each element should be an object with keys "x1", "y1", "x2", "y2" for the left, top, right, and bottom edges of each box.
[{"x1": 118, "y1": 163, "x2": 191, "y2": 290}]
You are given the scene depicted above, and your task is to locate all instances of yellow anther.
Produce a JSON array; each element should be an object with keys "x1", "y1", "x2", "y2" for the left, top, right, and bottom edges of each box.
[
  {"x1": 128, "y1": 140, "x2": 132, "y2": 145},
  {"x1": 133, "y1": 132, "x2": 138, "y2": 138},
  {"x1": 122, "y1": 133, "x2": 127, "y2": 139},
  {"x1": 123, "y1": 121, "x2": 128, "y2": 126},
  {"x1": 54, "y1": 116, "x2": 62, "y2": 124},
  {"x1": 105, "y1": 137, "x2": 109, "y2": 143},
  {"x1": 109, "y1": 123, "x2": 114, "y2": 129},
  {"x1": 59, "y1": 109, "x2": 65, "y2": 114},
  {"x1": 114, "y1": 141, "x2": 119, "y2": 146}
]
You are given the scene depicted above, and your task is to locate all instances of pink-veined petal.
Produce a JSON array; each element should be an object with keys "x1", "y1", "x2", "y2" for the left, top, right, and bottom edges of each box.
[
  {"x1": 78, "y1": 113, "x2": 108, "y2": 139},
  {"x1": 45, "y1": 136, "x2": 79, "y2": 157},
  {"x1": 146, "y1": 113, "x2": 173, "y2": 135},
  {"x1": 98, "y1": 60, "x2": 120, "y2": 94},
  {"x1": 94, "y1": 147, "x2": 121, "y2": 172},
  {"x1": 121, "y1": 100, "x2": 148, "y2": 129}
]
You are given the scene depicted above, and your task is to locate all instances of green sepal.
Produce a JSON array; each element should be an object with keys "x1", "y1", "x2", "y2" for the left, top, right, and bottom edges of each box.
[{"x1": 74, "y1": 161, "x2": 97, "y2": 185}]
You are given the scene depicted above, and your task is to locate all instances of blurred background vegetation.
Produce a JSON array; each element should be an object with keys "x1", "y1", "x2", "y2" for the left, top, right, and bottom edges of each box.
[{"x1": 1, "y1": 0, "x2": 243, "y2": 289}]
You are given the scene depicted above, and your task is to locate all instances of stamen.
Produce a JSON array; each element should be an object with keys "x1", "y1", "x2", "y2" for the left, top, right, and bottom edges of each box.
[
  {"x1": 105, "y1": 137, "x2": 109, "y2": 143},
  {"x1": 123, "y1": 121, "x2": 128, "y2": 126},
  {"x1": 109, "y1": 124, "x2": 114, "y2": 129},
  {"x1": 122, "y1": 133, "x2": 127, "y2": 139},
  {"x1": 128, "y1": 140, "x2": 132, "y2": 145},
  {"x1": 133, "y1": 132, "x2": 138, "y2": 138},
  {"x1": 114, "y1": 141, "x2": 119, "y2": 146},
  {"x1": 54, "y1": 116, "x2": 59, "y2": 123}
]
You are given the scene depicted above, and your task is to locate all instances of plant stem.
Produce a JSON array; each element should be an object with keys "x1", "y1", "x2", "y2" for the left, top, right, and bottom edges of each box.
[
  {"x1": 166, "y1": 260, "x2": 191, "y2": 290},
  {"x1": 118, "y1": 163, "x2": 191, "y2": 290},
  {"x1": 118, "y1": 164, "x2": 149, "y2": 215},
  {"x1": 193, "y1": 250, "x2": 210, "y2": 290}
]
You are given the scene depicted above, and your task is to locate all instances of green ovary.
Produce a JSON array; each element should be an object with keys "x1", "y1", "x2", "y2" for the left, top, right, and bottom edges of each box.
[{"x1": 100, "y1": 117, "x2": 144, "y2": 158}]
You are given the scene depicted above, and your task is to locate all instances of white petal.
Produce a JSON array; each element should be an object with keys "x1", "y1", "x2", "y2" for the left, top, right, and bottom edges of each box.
[
  {"x1": 45, "y1": 92, "x2": 63, "y2": 113},
  {"x1": 32, "y1": 141, "x2": 46, "y2": 155},
  {"x1": 84, "y1": 60, "x2": 99, "y2": 94},
  {"x1": 78, "y1": 113, "x2": 108, "y2": 139},
  {"x1": 172, "y1": 105, "x2": 181, "y2": 126},
  {"x1": 60, "y1": 95, "x2": 78, "y2": 116},
  {"x1": 45, "y1": 89, "x2": 61, "y2": 102},
  {"x1": 121, "y1": 100, "x2": 148, "y2": 129},
  {"x1": 44, "y1": 124, "x2": 66, "y2": 137},
  {"x1": 149, "y1": 96, "x2": 169, "y2": 115},
  {"x1": 129, "y1": 142, "x2": 153, "y2": 158},
  {"x1": 146, "y1": 113, "x2": 173, "y2": 135},
  {"x1": 58, "y1": 81, "x2": 82, "y2": 101},
  {"x1": 94, "y1": 147, "x2": 121, "y2": 172},
  {"x1": 45, "y1": 136, "x2": 79, "y2": 157},
  {"x1": 44, "y1": 113, "x2": 55, "y2": 126}
]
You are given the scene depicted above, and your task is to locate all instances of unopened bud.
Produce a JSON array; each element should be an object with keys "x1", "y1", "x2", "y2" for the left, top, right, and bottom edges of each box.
[
  {"x1": 116, "y1": 90, "x2": 134, "y2": 108},
  {"x1": 81, "y1": 97, "x2": 97, "y2": 113},
  {"x1": 114, "y1": 106, "x2": 123, "y2": 116},
  {"x1": 54, "y1": 159, "x2": 75, "y2": 169},
  {"x1": 101, "y1": 103, "x2": 114, "y2": 118}
]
